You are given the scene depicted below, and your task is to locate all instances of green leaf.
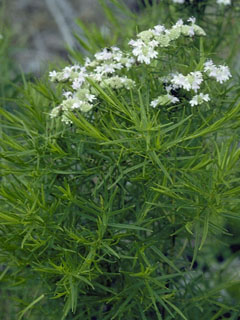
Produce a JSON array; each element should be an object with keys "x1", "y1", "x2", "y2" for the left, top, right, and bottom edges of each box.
[
  {"x1": 108, "y1": 223, "x2": 152, "y2": 232},
  {"x1": 18, "y1": 294, "x2": 45, "y2": 320},
  {"x1": 162, "y1": 297, "x2": 188, "y2": 320},
  {"x1": 151, "y1": 246, "x2": 181, "y2": 273}
]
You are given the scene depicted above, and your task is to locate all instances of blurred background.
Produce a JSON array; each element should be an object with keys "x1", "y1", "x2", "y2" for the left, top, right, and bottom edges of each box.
[{"x1": 2, "y1": 0, "x2": 138, "y2": 74}]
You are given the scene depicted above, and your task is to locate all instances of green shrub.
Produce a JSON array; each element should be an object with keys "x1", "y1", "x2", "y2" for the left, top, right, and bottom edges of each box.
[{"x1": 1, "y1": 2, "x2": 240, "y2": 319}]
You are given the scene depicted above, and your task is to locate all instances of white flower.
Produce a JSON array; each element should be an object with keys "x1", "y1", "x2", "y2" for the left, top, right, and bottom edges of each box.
[
  {"x1": 204, "y1": 60, "x2": 231, "y2": 83},
  {"x1": 120, "y1": 76, "x2": 135, "y2": 89},
  {"x1": 49, "y1": 20, "x2": 225, "y2": 125},
  {"x1": 149, "y1": 40, "x2": 159, "y2": 48},
  {"x1": 168, "y1": 94, "x2": 179, "y2": 103},
  {"x1": 72, "y1": 76, "x2": 85, "y2": 90},
  {"x1": 189, "y1": 96, "x2": 198, "y2": 107},
  {"x1": 80, "y1": 103, "x2": 93, "y2": 112},
  {"x1": 85, "y1": 93, "x2": 96, "y2": 102},
  {"x1": 175, "y1": 19, "x2": 184, "y2": 27},
  {"x1": 155, "y1": 34, "x2": 171, "y2": 47},
  {"x1": 188, "y1": 17, "x2": 196, "y2": 24},
  {"x1": 137, "y1": 30, "x2": 154, "y2": 41},
  {"x1": 100, "y1": 76, "x2": 135, "y2": 90},
  {"x1": 217, "y1": 0, "x2": 231, "y2": 4},
  {"x1": 93, "y1": 47, "x2": 123, "y2": 63},
  {"x1": 95, "y1": 62, "x2": 123, "y2": 75},
  {"x1": 193, "y1": 25, "x2": 206, "y2": 36},
  {"x1": 90, "y1": 72, "x2": 104, "y2": 82},
  {"x1": 168, "y1": 94, "x2": 180, "y2": 104},
  {"x1": 129, "y1": 39, "x2": 158, "y2": 64},
  {"x1": 50, "y1": 105, "x2": 61, "y2": 118},
  {"x1": 172, "y1": 0, "x2": 185, "y2": 3},
  {"x1": 181, "y1": 25, "x2": 195, "y2": 37},
  {"x1": 63, "y1": 91, "x2": 72, "y2": 99},
  {"x1": 62, "y1": 66, "x2": 72, "y2": 80},
  {"x1": 150, "y1": 94, "x2": 179, "y2": 108},
  {"x1": 171, "y1": 73, "x2": 190, "y2": 90},
  {"x1": 171, "y1": 72, "x2": 203, "y2": 92},
  {"x1": 173, "y1": 18, "x2": 206, "y2": 37},
  {"x1": 203, "y1": 60, "x2": 215, "y2": 72},
  {"x1": 84, "y1": 57, "x2": 91, "y2": 67},
  {"x1": 153, "y1": 25, "x2": 165, "y2": 36},
  {"x1": 112, "y1": 46, "x2": 121, "y2": 52},
  {"x1": 95, "y1": 48, "x2": 113, "y2": 61},
  {"x1": 49, "y1": 70, "x2": 58, "y2": 81},
  {"x1": 168, "y1": 27, "x2": 181, "y2": 41},
  {"x1": 189, "y1": 71, "x2": 203, "y2": 91},
  {"x1": 111, "y1": 47, "x2": 123, "y2": 61},
  {"x1": 128, "y1": 19, "x2": 206, "y2": 63},
  {"x1": 61, "y1": 113, "x2": 72, "y2": 124},
  {"x1": 214, "y1": 66, "x2": 232, "y2": 83},
  {"x1": 139, "y1": 47, "x2": 158, "y2": 64},
  {"x1": 159, "y1": 75, "x2": 172, "y2": 84},
  {"x1": 189, "y1": 93, "x2": 210, "y2": 107},
  {"x1": 188, "y1": 26, "x2": 195, "y2": 37},
  {"x1": 123, "y1": 56, "x2": 135, "y2": 69},
  {"x1": 151, "y1": 99, "x2": 160, "y2": 108},
  {"x1": 72, "y1": 65, "x2": 81, "y2": 72},
  {"x1": 129, "y1": 38, "x2": 142, "y2": 49},
  {"x1": 165, "y1": 85, "x2": 174, "y2": 93},
  {"x1": 71, "y1": 101, "x2": 83, "y2": 110}
]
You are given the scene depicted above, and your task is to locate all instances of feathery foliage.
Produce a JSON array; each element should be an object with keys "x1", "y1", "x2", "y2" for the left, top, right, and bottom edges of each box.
[{"x1": 1, "y1": 1, "x2": 240, "y2": 319}]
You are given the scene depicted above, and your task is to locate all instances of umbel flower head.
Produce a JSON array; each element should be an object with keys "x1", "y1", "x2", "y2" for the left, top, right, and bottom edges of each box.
[
  {"x1": 190, "y1": 93, "x2": 210, "y2": 107},
  {"x1": 203, "y1": 60, "x2": 232, "y2": 84},
  {"x1": 49, "y1": 18, "x2": 231, "y2": 124}
]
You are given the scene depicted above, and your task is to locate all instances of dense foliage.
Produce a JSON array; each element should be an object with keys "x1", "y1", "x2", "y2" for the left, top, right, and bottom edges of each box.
[{"x1": 1, "y1": 1, "x2": 240, "y2": 319}]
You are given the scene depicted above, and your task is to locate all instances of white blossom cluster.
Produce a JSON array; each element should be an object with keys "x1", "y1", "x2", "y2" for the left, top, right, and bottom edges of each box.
[
  {"x1": 189, "y1": 93, "x2": 210, "y2": 107},
  {"x1": 203, "y1": 60, "x2": 232, "y2": 84},
  {"x1": 151, "y1": 61, "x2": 231, "y2": 108},
  {"x1": 49, "y1": 18, "x2": 231, "y2": 123},
  {"x1": 49, "y1": 47, "x2": 135, "y2": 123},
  {"x1": 172, "y1": 0, "x2": 231, "y2": 4},
  {"x1": 216, "y1": 0, "x2": 231, "y2": 4},
  {"x1": 171, "y1": 71, "x2": 203, "y2": 92},
  {"x1": 129, "y1": 17, "x2": 205, "y2": 64},
  {"x1": 150, "y1": 93, "x2": 180, "y2": 108}
]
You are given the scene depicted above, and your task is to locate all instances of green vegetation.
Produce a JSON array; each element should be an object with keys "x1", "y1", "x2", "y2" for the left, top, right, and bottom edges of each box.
[{"x1": 1, "y1": 1, "x2": 240, "y2": 319}]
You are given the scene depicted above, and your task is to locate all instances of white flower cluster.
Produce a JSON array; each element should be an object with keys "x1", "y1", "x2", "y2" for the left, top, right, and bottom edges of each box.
[
  {"x1": 49, "y1": 18, "x2": 231, "y2": 123},
  {"x1": 151, "y1": 60, "x2": 231, "y2": 108},
  {"x1": 203, "y1": 60, "x2": 232, "y2": 84},
  {"x1": 172, "y1": 0, "x2": 231, "y2": 4},
  {"x1": 151, "y1": 93, "x2": 179, "y2": 108},
  {"x1": 129, "y1": 18, "x2": 205, "y2": 64},
  {"x1": 189, "y1": 93, "x2": 210, "y2": 107},
  {"x1": 171, "y1": 71, "x2": 203, "y2": 92},
  {"x1": 49, "y1": 47, "x2": 136, "y2": 123},
  {"x1": 216, "y1": 0, "x2": 231, "y2": 4}
]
